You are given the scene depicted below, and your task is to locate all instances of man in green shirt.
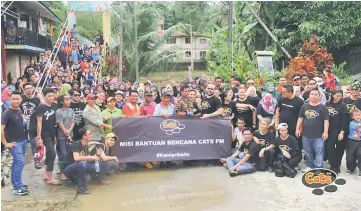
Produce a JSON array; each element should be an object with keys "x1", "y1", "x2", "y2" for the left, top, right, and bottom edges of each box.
[{"x1": 102, "y1": 97, "x2": 123, "y2": 135}]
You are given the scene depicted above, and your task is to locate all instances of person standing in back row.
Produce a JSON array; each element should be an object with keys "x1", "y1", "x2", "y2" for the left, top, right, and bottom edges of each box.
[
  {"x1": 35, "y1": 88, "x2": 61, "y2": 185},
  {"x1": 1, "y1": 91, "x2": 29, "y2": 195},
  {"x1": 274, "y1": 85, "x2": 304, "y2": 146},
  {"x1": 296, "y1": 89, "x2": 329, "y2": 172}
]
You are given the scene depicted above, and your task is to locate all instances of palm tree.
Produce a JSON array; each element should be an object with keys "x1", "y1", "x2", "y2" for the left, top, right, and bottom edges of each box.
[{"x1": 110, "y1": 2, "x2": 185, "y2": 81}]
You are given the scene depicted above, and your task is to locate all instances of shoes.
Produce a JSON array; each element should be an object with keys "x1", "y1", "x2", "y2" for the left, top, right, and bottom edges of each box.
[
  {"x1": 267, "y1": 166, "x2": 274, "y2": 173},
  {"x1": 13, "y1": 188, "x2": 29, "y2": 196},
  {"x1": 165, "y1": 161, "x2": 175, "y2": 167},
  {"x1": 151, "y1": 162, "x2": 158, "y2": 165},
  {"x1": 144, "y1": 162, "x2": 153, "y2": 169},
  {"x1": 77, "y1": 187, "x2": 90, "y2": 194},
  {"x1": 21, "y1": 184, "x2": 29, "y2": 191},
  {"x1": 302, "y1": 167, "x2": 313, "y2": 173},
  {"x1": 346, "y1": 169, "x2": 354, "y2": 175},
  {"x1": 330, "y1": 167, "x2": 340, "y2": 174}
]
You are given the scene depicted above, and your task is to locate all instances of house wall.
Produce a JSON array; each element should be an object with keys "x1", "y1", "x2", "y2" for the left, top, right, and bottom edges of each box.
[
  {"x1": 162, "y1": 36, "x2": 212, "y2": 63},
  {"x1": 6, "y1": 50, "x2": 35, "y2": 78}
]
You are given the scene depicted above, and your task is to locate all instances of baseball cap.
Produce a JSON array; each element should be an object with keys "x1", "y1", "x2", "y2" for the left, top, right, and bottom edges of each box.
[
  {"x1": 145, "y1": 91, "x2": 153, "y2": 96},
  {"x1": 106, "y1": 132, "x2": 118, "y2": 141},
  {"x1": 115, "y1": 90, "x2": 124, "y2": 96},
  {"x1": 107, "y1": 97, "x2": 116, "y2": 102},
  {"x1": 233, "y1": 76, "x2": 242, "y2": 84},
  {"x1": 293, "y1": 76, "x2": 300, "y2": 81},
  {"x1": 162, "y1": 91, "x2": 172, "y2": 97},
  {"x1": 277, "y1": 123, "x2": 288, "y2": 130},
  {"x1": 78, "y1": 128, "x2": 87, "y2": 138},
  {"x1": 86, "y1": 93, "x2": 98, "y2": 100}
]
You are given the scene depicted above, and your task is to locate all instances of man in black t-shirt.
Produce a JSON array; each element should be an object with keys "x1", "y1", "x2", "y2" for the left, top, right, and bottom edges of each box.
[
  {"x1": 275, "y1": 85, "x2": 304, "y2": 144},
  {"x1": 200, "y1": 83, "x2": 223, "y2": 119},
  {"x1": 63, "y1": 128, "x2": 110, "y2": 194},
  {"x1": 225, "y1": 128, "x2": 261, "y2": 177},
  {"x1": 21, "y1": 83, "x2": 40, "y2": 155},
  {"x1": 1, "y1": 91, "x2": 29, "y2": 195},
  {"x1": 69, "y1": 89, "x2": 86, "y2": 140},
  {"x1": 35, "y1": 88, "x2": 59, "y2": 185},
  {"x1": 296, "y1": 89, "x2": 329, "y2": 172}
]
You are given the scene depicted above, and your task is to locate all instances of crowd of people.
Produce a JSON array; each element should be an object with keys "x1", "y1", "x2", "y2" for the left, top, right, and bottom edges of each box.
[{"x1": 1, "y1": 25, "x2": 361, "y2": 196}]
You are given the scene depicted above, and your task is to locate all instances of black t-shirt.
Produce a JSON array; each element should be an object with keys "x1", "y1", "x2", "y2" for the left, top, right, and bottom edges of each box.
[
  {"x1": 1, "y1": 108, "x2": 26, "y2": 142},
  {"x1": 232, "y1": 87, "x2": 239, "y2": 99},
  {"x1": 237, "y1": 139, "x2": 261, "y2": 164},
  {"x1": 36, "y1": 103, "x2": 57, "y2": 137},
  {"x1": 253, "y1": 130, "x2": 274, "y2": 148},
  {"x1": 70, "y1": 102, "x2": 86, "y2": 139},
  {"x1": 21, "y1": 96, "x2": 40, "y2": 117},
  {"x1": 63, "y1": 140, "x2": 89, "y2": 165},
  {"x1": 298, "y1": 103, "x2": 329, "y2": 139},
  {"x1": 222, "y1": 101, "x2": 237, "y2": 119},
  {"x1": 201, "y1": 95, "x2": 221, "y2": 115},
  {"x1": 235, "y1": 97, "x2": 258, "y2": 127},
  {"x1": 277, "y1": 96, "x2": 304, "y2": 132},
  {"x1": 325, "y1": 102, "x2": 348, "y2": 132},
  {"x1": 343, "y1": 97, "x2": 361, "y2": 132},
  {"x1": 256, "y1": 103, "x2": 274, "y2": 118},
  {"x1": 97, "y1": 102, "x2": 106, "y2": 111},
  {"x1": 274, "y1": 135, "x2": 300, "y2": 156}
]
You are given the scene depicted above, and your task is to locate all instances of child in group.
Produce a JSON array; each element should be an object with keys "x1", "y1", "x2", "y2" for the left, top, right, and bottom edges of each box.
[{"x1": 346, "y1": 108, "x2": 361, "y2": 176}]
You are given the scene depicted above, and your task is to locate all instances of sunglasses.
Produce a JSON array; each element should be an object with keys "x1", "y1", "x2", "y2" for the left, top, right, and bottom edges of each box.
[{"x1": 73, "y1": 94, "x2": 81, "y2": 97}]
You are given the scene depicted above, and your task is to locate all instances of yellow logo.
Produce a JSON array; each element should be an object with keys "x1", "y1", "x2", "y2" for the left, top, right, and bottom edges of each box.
[
  {"x1": 347, "y1": 104, "x2": 356, "y2": 112},
  {"x1": 305, "y1": 109, "x2": 319, "y2": 119},
  {"x1": 201, "y1": 101, "x2": 211, "y2": 110},
  {"x1": 327, "y1": 107, "x2": 338, "y2": 116},
  {"x1": 243, "y1": 149, "x2": 249, "y2": 154}
]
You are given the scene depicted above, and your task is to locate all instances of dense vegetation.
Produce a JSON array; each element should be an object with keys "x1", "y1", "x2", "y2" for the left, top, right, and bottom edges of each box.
[{"x1": 43, "y1": 1, "x2": 361, "y2": 81}]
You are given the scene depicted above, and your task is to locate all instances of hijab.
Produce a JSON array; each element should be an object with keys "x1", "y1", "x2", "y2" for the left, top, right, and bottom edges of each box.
[
  {"x1": 1, "y1": 87, "x2": 11, "y2": 103},
  {"x1": 260, "y1": 93, "x2": 277, "y2": 115},
  {"x1": 264, "y1": 82, "x2": 278, "y2": 98}
]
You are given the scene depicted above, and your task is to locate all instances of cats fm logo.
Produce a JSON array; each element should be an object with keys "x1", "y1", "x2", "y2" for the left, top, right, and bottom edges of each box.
[
  {"x1": 160, "y1": 119, "x2": 185, "y2": 135},
  {"x1": 301, "y1": 168, "x2": 346, "y2": 195}
]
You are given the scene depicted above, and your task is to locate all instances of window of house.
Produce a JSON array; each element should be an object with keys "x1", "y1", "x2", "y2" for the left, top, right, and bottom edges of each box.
[
  {"x1": 185, "y1": 37, "x2": 191, "y2": 44},
  {"x1": 168, "y1": 37, "x2": 176, "y2": 44},
  {"x1": 19, "y1": 14, "x2": 29, "y2": 29},
  {"x1": 200, "y1": 51, "x2": 206, "y2": 57},
  {"x1": 185, "y1": 51, "x2": 191, "y2": 57},
  {"x1": 200, "y1": 39, "x2": 206, "y2": 44}
]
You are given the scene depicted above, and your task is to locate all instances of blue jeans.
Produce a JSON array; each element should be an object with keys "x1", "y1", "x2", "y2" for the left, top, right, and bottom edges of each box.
[
  {"x1": 226, "y1": 153, "x2": 257, "y2": 174},
  {"x1": 302, "y1": 136, "x2": 325, "y2": 168},
  {"x1": 23, "y1": 119, "x2": 36, "y2": 155},
  {"x1": 63, "y1": 161, "x2": 110, "y2": 188},
  {"x1": 56, "y1": 139, "x2": 68, "y2": 163},
  {"x1": 10, "y1": 140, "x2": 27, "y2": 190}
]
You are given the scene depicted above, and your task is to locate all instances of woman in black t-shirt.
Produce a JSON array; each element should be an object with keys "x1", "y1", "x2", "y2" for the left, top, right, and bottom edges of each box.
[
  {"x1": 254, "y1": 119, "x2": 276, "y2": 172},
  {"x1": 235, "y1": 87, "x2": 258, "y2": 129},
  {"x1": 325, "y1": 89, "x2": 348, "y2": 173},
  {"x1": 274, "y1": 123, "x2": 302, "y2": 169},
  {"x1": 221, "y1": 89, "x2": 237, "y2": 121}
]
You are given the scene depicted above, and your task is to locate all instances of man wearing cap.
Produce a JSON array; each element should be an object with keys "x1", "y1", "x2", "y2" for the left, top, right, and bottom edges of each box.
[
  {"x1": 62, "y1": 128, "x2": 109, "y2": 194},
  {"x1": 293, "y1": 75, "x2": 304, "y2": 92},
  {"x1": 231, "y1": 76, "x2": 243, "y2": 99},
  {"x1": 100, "y1": 133, "x2": 120, "y2": 174},
  {"x1": 140, "y1": 91, "x2": 156, "y2": 116},
  {"x1": 82, "y1": 93, "x2": 112, "y2": 141},
  {"x1": 114, "y1": 90, "x2": 125, "y2": 109},
  {"x1": 101, "y1": 97, "x2": 123, "y2": 135},
  {"x1": 56, "y1": 94, "x2": 75, "y2": 181}
]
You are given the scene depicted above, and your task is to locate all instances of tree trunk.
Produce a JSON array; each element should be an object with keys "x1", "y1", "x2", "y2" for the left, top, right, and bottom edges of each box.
[
  {"x1": 189, "y1": 23, "x2": 193, "y2": 81},
  {"x1": 134, "y1": 2, "x2": 139, "y2": 81},
  {"x1": 119, "y1": 5, "x2": 123, "y2": 81}
]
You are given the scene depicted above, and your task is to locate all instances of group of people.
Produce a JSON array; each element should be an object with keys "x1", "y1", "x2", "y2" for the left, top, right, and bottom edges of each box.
[{"x1": 1, "y1": 25, "x2": 361, "y2": 196}]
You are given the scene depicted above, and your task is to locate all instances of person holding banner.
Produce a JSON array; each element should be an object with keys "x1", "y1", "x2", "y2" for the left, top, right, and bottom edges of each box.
[
  {"x1": 153, "y1": 91, "x2": 176, "y2": 168},
  {"x1": 226, "y1": 128, "x2": 261, "y2": 177},
  {"x1": 200, "y1": 83, "x2": 223, "y2": 119}
]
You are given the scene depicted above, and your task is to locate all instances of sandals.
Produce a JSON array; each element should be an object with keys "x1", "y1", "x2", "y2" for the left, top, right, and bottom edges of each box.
[
  {"x1": 46, "y1": 179, "x2": 62, "y2": 186},
  {"x1": 100, "y1": 180, "x2": 111, "y2": 185},
  {"x1": 223, "y1": 163, "x2": 228, "y2": 169}
]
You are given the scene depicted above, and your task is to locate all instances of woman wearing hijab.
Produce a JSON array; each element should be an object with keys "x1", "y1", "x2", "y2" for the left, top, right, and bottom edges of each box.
[
  {"x1": 107, "y1": 83, "x2": 116, "y2": 97},
  {"x1": 263, "y1": 82, "x2": 278, "y2": 98},
  {"x1": 1, "y1": 87, "x2": 12, "y2": 108},
  {"x1": 257, "y1": 93, "x2": 277, "y2": 127}
]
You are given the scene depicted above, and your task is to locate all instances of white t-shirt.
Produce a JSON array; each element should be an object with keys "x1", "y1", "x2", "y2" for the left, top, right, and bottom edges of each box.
[{"x1": 234, "y1": 127, "x2": 245, "y2": 148}]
